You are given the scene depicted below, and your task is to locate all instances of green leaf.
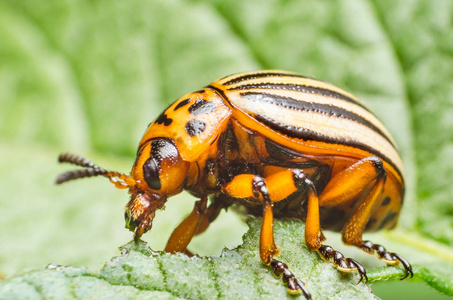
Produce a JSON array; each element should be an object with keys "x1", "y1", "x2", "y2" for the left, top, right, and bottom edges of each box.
[
  {"x1": 1, "y1": 218, "x2": 453, "y2": 299},
  {"x1": 0, "y1": 219, "x2": 377, "y2": 299},
  {"x1": 1, "y1": 0, "x2": 453, "y2": 299}
]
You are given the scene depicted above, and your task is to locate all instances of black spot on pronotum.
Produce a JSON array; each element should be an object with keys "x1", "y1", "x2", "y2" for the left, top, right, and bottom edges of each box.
[
  {"x1": 155, "y1": 112, "x2": 173, "y2": 126},
  {"x1": 185, "y1": 120, "x2": 206, "y2": 136},
  {"x1": 381, "y1": 196, "x2": 391, "y2": 206},
  {"x1": 189, "y1": 99, "x2": 217, "y2": 116},
  {"x1": 379, "y1": 211, "x2": 397, "y2": 229},
  {"x1": 174, "y1": 98, "x2": 191, "y2": 111}
]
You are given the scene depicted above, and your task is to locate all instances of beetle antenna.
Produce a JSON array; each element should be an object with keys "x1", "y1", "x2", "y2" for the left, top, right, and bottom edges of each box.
[
  {"x1": 58, "y1": 152, "x2": 103, "y2": 169},
  {"x1": 56, "y1": 153, "x2": 135, "y2": 189}
]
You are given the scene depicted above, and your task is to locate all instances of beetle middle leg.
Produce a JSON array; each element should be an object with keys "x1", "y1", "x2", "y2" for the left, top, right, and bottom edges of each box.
[
  {"x1": 222, "y1": 172, "x2": 313, "y2": 298},
  {"x1": 286, "y1": 169, "x2": 369, "y2": 283}
]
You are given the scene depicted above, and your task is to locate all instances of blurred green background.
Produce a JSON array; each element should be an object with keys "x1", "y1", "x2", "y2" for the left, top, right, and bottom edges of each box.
[{"x1": 1, "y1": 0, "x2": 453, "y2": 299}]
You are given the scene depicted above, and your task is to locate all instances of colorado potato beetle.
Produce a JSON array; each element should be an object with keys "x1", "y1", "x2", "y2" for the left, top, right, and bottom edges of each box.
[{"x1": 57, "y1": 70, "x2": 412, "y2": 299}]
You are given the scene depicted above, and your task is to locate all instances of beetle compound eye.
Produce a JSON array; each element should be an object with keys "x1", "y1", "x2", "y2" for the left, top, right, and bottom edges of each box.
[{"x1": 143, "y1": 157, "x2": 161, "y2": 190}]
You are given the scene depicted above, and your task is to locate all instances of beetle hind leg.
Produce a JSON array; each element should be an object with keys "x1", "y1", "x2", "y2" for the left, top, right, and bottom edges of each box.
[
  {"x1": 318, "y1": 156, "x2": 412, "y2": 280},
  {"x1": 312, "y1": 156, "x2": 388, "y2": 281},
  {"x1": 360, "y1": 240, "x2": 413, "y2": 280}
]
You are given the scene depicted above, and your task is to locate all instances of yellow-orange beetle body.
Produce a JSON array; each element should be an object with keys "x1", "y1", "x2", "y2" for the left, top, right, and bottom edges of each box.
[{"x1": 57, "y1": 71, "x2": 412, "y2": 299}]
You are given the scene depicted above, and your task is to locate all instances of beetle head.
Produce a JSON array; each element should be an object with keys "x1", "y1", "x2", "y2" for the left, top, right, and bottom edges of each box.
[
  {"x1": 126, "y1": 138, "x2": 189, "y2": 240},
  {"x1": 56, "y1": 138, "x2": 189, "y2": 241}
]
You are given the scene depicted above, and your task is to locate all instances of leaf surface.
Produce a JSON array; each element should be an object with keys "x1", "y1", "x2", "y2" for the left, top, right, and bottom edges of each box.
[{"x1": 1, "y1": 0, "x2": 452, "y2": 299}]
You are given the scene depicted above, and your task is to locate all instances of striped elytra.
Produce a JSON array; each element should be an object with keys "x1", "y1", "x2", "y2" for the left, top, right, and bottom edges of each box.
[
  {"x1": 210, "y1": 71, "x2": 403, "y2": 185},
  {"x1": 57, "y1": 70, "x2": 411, "y2": 298}
]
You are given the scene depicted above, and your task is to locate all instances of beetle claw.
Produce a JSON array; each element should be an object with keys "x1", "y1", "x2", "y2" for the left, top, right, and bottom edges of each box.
[
  {"x1": 361, "y1": 241, "x2": 413, "y2": 280},
  {"x1": 392, "y1": 253, "x2": 413, "y2": 280},
  {"x1": 270, "y1": 258, "x2": 312, "y2": 300},
  {"x1": 317, "y1": 245, "x2": 368, "y2": 283},
  {"x1": 349, "y1": 258, "x2": 368, "y2": 284}
]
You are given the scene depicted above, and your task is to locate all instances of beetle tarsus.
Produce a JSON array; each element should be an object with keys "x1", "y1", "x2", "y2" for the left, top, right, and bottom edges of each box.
[
  {"x1": 360, "y1": 241, "x2": 413, "y2": 280},
  {"x1": 270, "y1": 258, "x2": 311, "y2": 299},
  {"x1": 317, "y1": 245, "x2": 368, "y2": 283}
]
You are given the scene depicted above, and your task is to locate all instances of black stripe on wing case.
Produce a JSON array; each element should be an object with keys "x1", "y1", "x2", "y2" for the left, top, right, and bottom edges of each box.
[
  {"x1": 222, "y1": 71, "x2": 311, "y2": 86},
  {"x1": 240, "y1": 92, "x2": 395, "y2": 148},
  {"x1": 229, "y1": 82, "x2": 370, "y2": 112},
  {"x1": 254, "y1": 114, "x2": 403, "y2": 182}
]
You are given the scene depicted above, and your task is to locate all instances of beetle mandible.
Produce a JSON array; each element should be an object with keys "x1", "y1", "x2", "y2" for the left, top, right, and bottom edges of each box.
[{"x1": 57, "y1": 70, "x2": 412, "y2": 299}]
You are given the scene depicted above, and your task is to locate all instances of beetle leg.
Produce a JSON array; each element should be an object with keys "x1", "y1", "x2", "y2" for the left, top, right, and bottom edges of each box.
[
  {"x1": 289, "y1": 170, "x2": 370, "y2": 283},
  {"x1": 222, "y1": 172, "x2": 311, "y2": 297},
  {"x1": 310, "y1": 157, "x2": 385, "y2": 281},
  {"x1": 222, "y1": 172, "x2": 310, "y2": 262},
  {"x1": 251, "y1": 176, "x2": 280, "y2": 264},
  {"x1": 291, "y1": 170, "x2": 326, "y2": 250},
  {"x1": 346, "y1": 194, "x2": 412, "y2": 279},
  {"x1": 270, "y1": 258, "x2": 312, "y2": 299},
  {"x1": 319, "y1": 156, "x2": 385, "y2": 209},
  {"x1": 164, "y1": 197, "x2": 227, "y2": 254},
  {"x1": 317, "y1": 245, "x2": 368, "y2": 284},
  {"x1": 255, "y1": 176, "x2": 311, "y2": 298},
  {"x1": 192, "y1": 198, "x2": 226, "y2": 236},
  {"x1": 360, "y1": 240, "x2": 413, "y2": 280},
  {"x1": 164, "y1": 196, "x2": 208, "y2": 253},
  {"x1": 318, "y1": 156, "x2": 411, "y2": 279}
]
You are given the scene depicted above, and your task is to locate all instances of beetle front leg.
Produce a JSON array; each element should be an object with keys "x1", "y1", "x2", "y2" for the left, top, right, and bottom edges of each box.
[
  {"x1": 165, "y1": 197, "x2": 228, "y2": 255},
  {"x1": 164, "y1": 196, "x2": 208, "y2": 254},
  {"x1": 192, "y1": 198, "x2": 226, "y2": 237}
]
